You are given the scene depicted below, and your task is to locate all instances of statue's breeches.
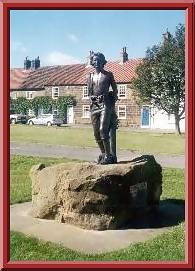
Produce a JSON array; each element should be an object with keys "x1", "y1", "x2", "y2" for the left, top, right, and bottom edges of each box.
[{"x1": 91, "y1": 102, "x2": 115, "y2": 141}]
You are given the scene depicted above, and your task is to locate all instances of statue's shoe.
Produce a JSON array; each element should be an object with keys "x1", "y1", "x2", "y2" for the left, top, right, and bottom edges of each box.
[
  {"x1": 112, "y1": 156, "x2": 117, "y2": 164},
  {"x1": 97, "y1": 153, "x2": 105, "y2": 164},
  {"x1": 100, "y1": 154, "x2": 115, "y2": 165}
]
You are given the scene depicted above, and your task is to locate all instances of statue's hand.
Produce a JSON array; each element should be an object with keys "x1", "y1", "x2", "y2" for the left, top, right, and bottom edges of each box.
[
  {"x1": 108, "y1": 90, "x2": 114, "y2": 97},
  {"x1": 90, "y1": 95, "x2": 97, "y2": 102}
]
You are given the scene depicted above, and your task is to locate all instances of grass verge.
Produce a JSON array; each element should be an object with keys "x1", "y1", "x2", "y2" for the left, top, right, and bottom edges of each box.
[
  {"x1": 10, "y1": 155, "x2": 75, "y2": 204},
  {"x1": 10, "y1": 125, "x2": 185, "y2": 155}
]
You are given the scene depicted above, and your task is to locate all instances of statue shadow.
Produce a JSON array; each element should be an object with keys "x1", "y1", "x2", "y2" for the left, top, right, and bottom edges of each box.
[{"x1": 121, "y1": 199, "x2": 185, "y2": 230}]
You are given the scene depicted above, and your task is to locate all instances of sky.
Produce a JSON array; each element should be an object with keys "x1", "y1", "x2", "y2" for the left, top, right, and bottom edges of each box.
[{"x1": 10, "y1": 9, "x2": 185, "y2": 68}]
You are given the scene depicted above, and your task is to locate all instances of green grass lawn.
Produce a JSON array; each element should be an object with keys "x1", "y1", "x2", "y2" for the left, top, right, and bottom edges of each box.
[
  {"x1": 10, "y1": 155, "x2": 74, "y2": 204},
  {"x1": 10, "y1": 155, "x2": 185, "y2": 261},
  {"x1": 10, "y1": 125, "x2": 185, "y2": 155}
]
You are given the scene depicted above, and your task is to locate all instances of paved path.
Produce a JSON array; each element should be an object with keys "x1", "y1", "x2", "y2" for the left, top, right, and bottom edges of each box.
[
  {"x1": 10, "y1": 201, "x2": 184, "y2": 254},
  {"x1": 10, "y1": 141, "x2": 185, "y2": 168}
]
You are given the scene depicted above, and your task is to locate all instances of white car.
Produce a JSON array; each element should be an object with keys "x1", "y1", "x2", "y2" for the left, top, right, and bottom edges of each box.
[
  {"x1": 27, "y1": 114, "x2": 63, "y2": 126},
  {"x1": 10, "y1": 114, "x2": 28, "y2": 124}
]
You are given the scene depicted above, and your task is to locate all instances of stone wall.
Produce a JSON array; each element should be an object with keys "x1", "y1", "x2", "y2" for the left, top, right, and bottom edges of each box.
[
  {"x1": 10, "y1": 89, "x2": 46, "y2": 99},
  {"x1": 10, "y1": 83, "x2": 141, "y2": 127},
  {"x1": 116, "y1": 85, "x2": 140, "y2": 128}
]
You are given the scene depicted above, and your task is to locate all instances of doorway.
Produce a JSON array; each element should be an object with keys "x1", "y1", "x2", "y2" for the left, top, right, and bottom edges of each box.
[
  {"x1": 141, "y1": 106, "x2": 150, "y2": 128},
  {"x1": 67, "y1": 106, "x2": 74, "y2": 124}
]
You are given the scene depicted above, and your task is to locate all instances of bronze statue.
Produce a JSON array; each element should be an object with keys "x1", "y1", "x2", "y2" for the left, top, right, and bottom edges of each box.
[{"x1": 87, "y1": 52, "x2": 118, "y2": 164}]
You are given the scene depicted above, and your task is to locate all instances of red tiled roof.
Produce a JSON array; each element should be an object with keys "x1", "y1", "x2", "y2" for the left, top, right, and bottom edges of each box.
[
  {"x1": 46, "y1": 64, "x2": 86, "y2": 86},
  {"x1": 10, "y1": 68, "x2": 32, "y2": 89},
  {"x1": 21, "y1": 65, "x2": 62, "y2": 89},
  {"x1": 105, "y1": 59, "x2": 141, "y2": 83},
  {"x1": 10, "y1": 58, "x2": 141, "y2": 90}
]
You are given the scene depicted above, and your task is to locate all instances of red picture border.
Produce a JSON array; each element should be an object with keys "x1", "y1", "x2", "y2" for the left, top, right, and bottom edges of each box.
[{"x1": 0, "y1": 0, "x2": 194, "y2": 270}]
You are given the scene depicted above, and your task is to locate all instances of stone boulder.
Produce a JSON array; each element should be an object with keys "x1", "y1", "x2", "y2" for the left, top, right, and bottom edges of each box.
[{"x1": 30, "y1": 155, "x2": 162, "y2": 230}]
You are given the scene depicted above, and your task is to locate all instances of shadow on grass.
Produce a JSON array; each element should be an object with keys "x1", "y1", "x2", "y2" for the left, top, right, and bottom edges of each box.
[{"x1": 122, "y1": 199, "x2": 185, "y2": 230}]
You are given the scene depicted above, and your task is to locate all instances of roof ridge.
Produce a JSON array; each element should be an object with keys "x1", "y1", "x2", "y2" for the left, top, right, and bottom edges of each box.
[
  {"x1": 11, "y1": 58, "x2": 141, "y2": 70},
  {"x1": 10, "y1": 58, "x2": 142, "y2": 89}
]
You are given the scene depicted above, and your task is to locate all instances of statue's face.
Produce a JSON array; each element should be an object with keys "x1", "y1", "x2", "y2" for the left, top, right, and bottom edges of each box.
[{"x1": 92, "y1": 55, "x2": 104, "y2": 69}]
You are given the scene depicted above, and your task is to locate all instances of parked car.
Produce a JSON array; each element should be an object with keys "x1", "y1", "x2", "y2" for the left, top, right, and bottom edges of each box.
[
  {"x1": 27, "y1": 114, "x2": 63, "y2": 126},
  {"x1": 10, "y1": 114, "x2": 28, "y2": 124}
]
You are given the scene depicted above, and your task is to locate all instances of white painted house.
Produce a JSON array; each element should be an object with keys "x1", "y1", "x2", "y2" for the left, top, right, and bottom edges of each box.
[{"x1": 141, "y1": 106, "x2": 185, "y2": 132}]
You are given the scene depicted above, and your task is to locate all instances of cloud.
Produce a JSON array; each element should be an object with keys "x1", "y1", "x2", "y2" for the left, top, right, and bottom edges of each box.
[
  {"x1": 11, "y1": 41, "x2": 27, "y2": 53},
  {"x1": 67, "y1": 34, "x2": 79, "y2": 43},
  {"x1": 43, "y1": 51, "x2": 81, "y2": 65}
]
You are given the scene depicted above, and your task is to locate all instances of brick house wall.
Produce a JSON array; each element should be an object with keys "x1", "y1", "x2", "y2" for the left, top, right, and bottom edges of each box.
[
  {"x1": 116, "y1": 84, "x2": 140, "y2": 128},
  {"x1": 10, "y1": 89, "x2": 46, "y2": 99},
  {"x1": 10, "y1": 83, "x2": 141, "y2": 128},
  {"x1": 45, "y1": 83, "x2": 141, "y2": 127},
  {"x1": 45, "y1": 85, "x2": 91, "y2": 124}
]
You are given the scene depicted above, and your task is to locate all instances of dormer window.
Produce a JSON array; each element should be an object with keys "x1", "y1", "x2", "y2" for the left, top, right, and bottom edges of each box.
[
  {"x1": 118, "y1": 84, "x2": 127, "y2": 99},
  {"x1": 52, "y1": 87, "x2": 59, "y2": 99},
  {"x1": 83, "y1": 86, "x2": 89, "y2": 99}
]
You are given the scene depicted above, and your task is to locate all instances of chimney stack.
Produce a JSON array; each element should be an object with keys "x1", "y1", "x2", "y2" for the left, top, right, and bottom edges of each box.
[
  {"x1": 35, "y1": 56, "x2": 40, "y2": 69},
  {"x1": 24, "y1": 56, "x2": 31, "y2": 70},
  {"x1": 120, "y1": 46, "x2": 128, "y2": 63},
  {"x1": 24, "y1": 56, "x2": 40, "y2": 70},
  {"x1": 86, "y1": 50, "x2": 94, "y2": 67},
  {"x1": 31, "y1": 59, "x2": 35, "y2": 69},
  {"x1": 31, "y1": 56, "x2": 40, "y2": 70}
]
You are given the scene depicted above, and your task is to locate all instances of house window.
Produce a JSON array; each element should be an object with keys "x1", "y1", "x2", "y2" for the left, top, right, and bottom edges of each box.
[
  {"x1": 53, "y1": 109, "x2": 58, "y2": 115},
  {"x1": 83, "y1": 86, "x2": 89, "y2": 99},
  {"x1": 118, "y1": 105, "x2": 126, "y2": 119},
  {"x1": 28, "y1": 109, "x2": 35, "y2": 116},
  {"x1": 52, "y1": 87, "x2": 59, "y2": 99},
  {"x1": 26, "y1": 91, "x2": 34, "y2": 99},
  {"x1": 12, "y1": 92, "x2": 17, "y2": 99},
  {"x1": 118, "y1": 85, "x2": 127, "y2": 99},
  {"x1": 168, "y1": 113, "x2": 175, "y2": 124},
  {"x1": 82, "y1": 105, "x2": 90, "y2": 118}
]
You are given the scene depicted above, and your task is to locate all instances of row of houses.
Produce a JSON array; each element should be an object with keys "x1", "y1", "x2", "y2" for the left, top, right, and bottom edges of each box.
[{"x1": 10, "y1": 48, "x2": 185, "y2": 131}]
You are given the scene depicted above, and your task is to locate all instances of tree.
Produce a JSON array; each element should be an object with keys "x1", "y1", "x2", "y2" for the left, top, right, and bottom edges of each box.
[{"x1": 131, "y1": 24, "x2": 185, "y2": 134}]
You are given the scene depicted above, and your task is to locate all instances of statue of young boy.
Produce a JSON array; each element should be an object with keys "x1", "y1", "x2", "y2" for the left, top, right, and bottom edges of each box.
[{"x1": 87, "y1": 52, "x2": 118, "y2": 164}]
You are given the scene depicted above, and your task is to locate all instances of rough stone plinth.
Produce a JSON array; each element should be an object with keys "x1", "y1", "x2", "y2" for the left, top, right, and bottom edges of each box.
[{"x1": 30, "y1": 155, "x2": 162, "y2": 230}]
